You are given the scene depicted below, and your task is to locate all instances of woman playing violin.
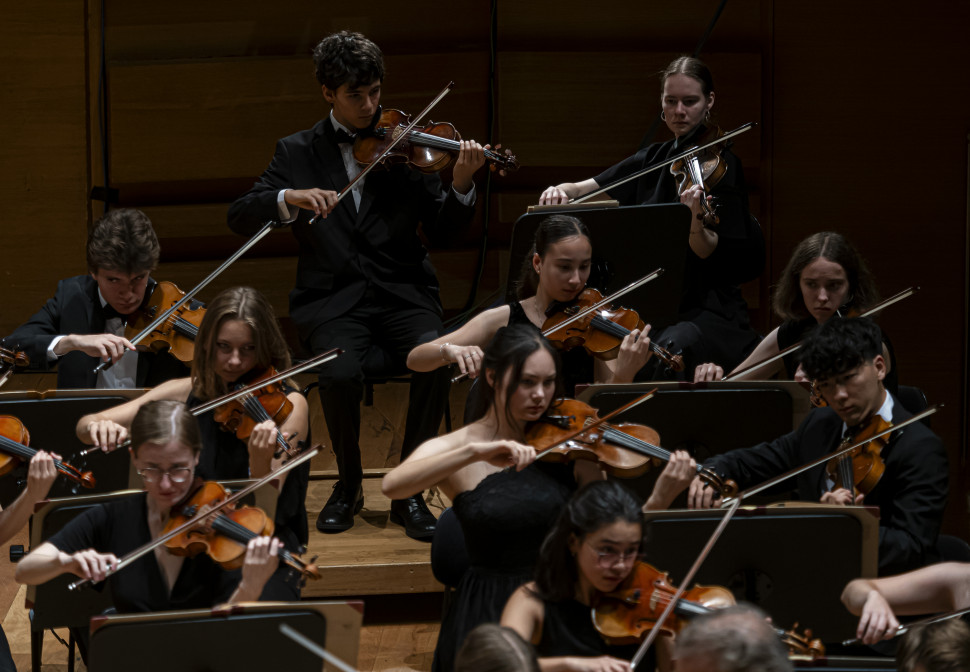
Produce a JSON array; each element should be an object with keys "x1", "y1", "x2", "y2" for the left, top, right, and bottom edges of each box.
[
  {"x1": 385, "y1": 325, "x2": 692, "y2": 672},
  {"x1": 694, "y1": 231, "x2": 897, "y2": 395},
  {"x1": 538, "y1": 57, "x2": 762, "y2": 377},
  {"x1": 501, "y1": 480, "x2": 671, "y2": 672},
  {"x1": 407, "y1": 214, "x2": 654, "y2": 395},
  {"x1": 74, "y1": 287, "x2": 309, "y2": 595},
  {"x1": 16, "y1": 400, "x2": 280, "y2": 612}
]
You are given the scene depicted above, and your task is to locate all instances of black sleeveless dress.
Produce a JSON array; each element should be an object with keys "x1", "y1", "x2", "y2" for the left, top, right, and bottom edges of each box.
[
  {"x1": 537, "y1": 597, "x2": 655, "y2": 672},
  {"x1": 431, "y1": 461, "x2": 576, "y2": 672}
]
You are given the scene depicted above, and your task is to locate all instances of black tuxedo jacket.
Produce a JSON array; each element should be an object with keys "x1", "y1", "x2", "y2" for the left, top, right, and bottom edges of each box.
[
  {"x1": 227, "y1": 119, "x2": 475, "y2": 341},
  {"x1": 705, "y1": 397, "x2": 948, "y2": 575},
  {"x1": 5, "y1": 275, "x2": 188, "y2": 389}
]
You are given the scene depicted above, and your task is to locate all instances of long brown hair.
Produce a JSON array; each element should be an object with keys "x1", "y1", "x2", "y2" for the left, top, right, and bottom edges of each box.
[
  {"x1": 771, "y1": 232, "x2": 879, "y2": 322},
  {"x1": 191, "y1": 287, "x2": 291, "y2": 399},
  {"x1": 130, "y1": 399, "x2": 202, "y2": 457}
]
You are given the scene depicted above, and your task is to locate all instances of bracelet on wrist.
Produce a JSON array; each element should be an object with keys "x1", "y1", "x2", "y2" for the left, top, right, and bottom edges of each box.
[{"x1": 439, "y1": 343, "x2": 451, "y2": 361}]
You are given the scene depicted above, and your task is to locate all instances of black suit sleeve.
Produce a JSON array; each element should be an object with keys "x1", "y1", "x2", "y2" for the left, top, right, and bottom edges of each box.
[
  {"x1": 704, "y1": 420, "x2": 807, "y2": 494},
  {"x1": 5, "y1": 281, "x2": 71, "y2": 371},
  {"x1": 412, "y1": 170, "x2": 476, "y2": 248},
  {"x1": 227, "y1": 138, "x2": 294, "y2": 236},
  {"x1": 875, "y1": 429, "x2": 948, "y2": 575}
]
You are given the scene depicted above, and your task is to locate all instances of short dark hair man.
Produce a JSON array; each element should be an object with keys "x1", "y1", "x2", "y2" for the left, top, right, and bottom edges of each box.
[
  {"x1": 6, "y1": 208, "x2": 187, "y2": 389},
  {"x1": 688, "y1": 317, "x2": 948, "y2": 576},
  {"x1": 228, "y1": 31, "x2": 490, "y2": 538}
]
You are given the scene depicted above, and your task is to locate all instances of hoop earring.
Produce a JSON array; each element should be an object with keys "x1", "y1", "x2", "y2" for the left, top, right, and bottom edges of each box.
[{"x1": 660, "y1": 111, "x2": 666, "y2": 121}]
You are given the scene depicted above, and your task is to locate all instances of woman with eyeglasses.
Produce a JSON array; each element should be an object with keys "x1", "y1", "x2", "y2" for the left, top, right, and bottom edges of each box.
[
  {"x1": 16, "y1": 400, "x2": 280, "y2": 612},
  {"x1": 501, "y1": 480, "x2": 672, "y2": 672},
  {"x1": 72, "y1": 286, "x2": 308, "y2": 598}
]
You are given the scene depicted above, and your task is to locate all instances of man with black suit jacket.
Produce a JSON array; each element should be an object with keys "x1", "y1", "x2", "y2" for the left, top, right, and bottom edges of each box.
[
  {"x1": 688, "y1": 317, "x2": 948, "y2": 576},
  {"x1": 227, "y1": 31, "x2": 489, "y2": 538},
  {"x1": 5, "y1": 208, "x2": 187, "y2": 389}
]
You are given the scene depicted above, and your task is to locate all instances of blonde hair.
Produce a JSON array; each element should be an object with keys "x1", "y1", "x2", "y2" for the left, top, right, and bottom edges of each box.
[
  {"x1": 130, "y1": 400, "x2": 202, "y2": 457},
  {"x1": 191, "y1": 287, "x2": 291, "y2": 399}
]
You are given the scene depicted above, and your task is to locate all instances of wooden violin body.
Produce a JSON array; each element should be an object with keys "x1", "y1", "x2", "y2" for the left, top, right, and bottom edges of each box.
[
  {"x1": 669, "y1": 122, "x2": 728, "y2": 227},
  {"x1": 125, "y1": 281, "x2": 205, "y2": 363},
  {"x1": 354, "y1": 108, "x2": 518, "y2": 174},
  {"x1": 0, "y1": 415, "x2": 95, "y2": 490},
  {"x1": 212, "y1": 367, "x2": 295, "y2": 458},
  {"x1": 164, "y1": 481, "x2": 319, "y2": 579},
  {"x1": 542, "y1": 288, "x2": 684, "y2": 372},
  {"x1": 827, "y1": 415, "x2": 890, "y2": 496}
]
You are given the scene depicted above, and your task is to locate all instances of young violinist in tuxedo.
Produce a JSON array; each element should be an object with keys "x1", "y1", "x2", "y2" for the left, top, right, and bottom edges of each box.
[
  {"x1": 73, "y1": 286, "x2": 308, "y2": 597},
  {"x1": 841, "y1": 562, "x2": 970, "y2": 645},
  {"x1": 407, "y1": 214, "x2": 654, "y2": 396},
  {"x1": 16, "y1": 400, "x2": 281, "y2": 612},
  {"x1": 227, "y1": 30, "x2": 491, "y2": 539},
  {"x1": 384, "y1": 325, "x2": 693, "y2": 672},
  {"x1": 688, "y1": 317, "x2": 948, "y2": 576},
  {"x1": 501, "y1": 480, "x2": 672, "y2": 672},
  {"x1": 538, "y1": 56, "x2": 763, "y2": 377},
  {"x1": 693, "y1": 231, "x2": 898, "y2": 396},
  {"x1": 5, "y1": 208, "x2": 188, "y2": 389}
]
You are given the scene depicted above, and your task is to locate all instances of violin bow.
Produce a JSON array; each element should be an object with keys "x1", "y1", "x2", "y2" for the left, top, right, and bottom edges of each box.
[
  {"x1": 93, "y1": 222, "x2": 282, "y2": 374},
  {"x1": 572, "y1": 123, "x2": 755, "y2": 205},
  {"x1": 451, "y1": 269, "x2": 664, "y2": 384},
  {"x1": 723, "y1": 286, "x2": 919, "y2": 381},
  {"x1": 841, "y1": 605, "x2": 970, "y2": 646},
  {"x1": 81, "y1": 348, "x2": 342, "y2": 457},
  {"x1": 531, "y1": 388, "x2": 658, "y2": 462},
  {"x1": 718, "y1": 405, "x2": 940, "y2": 507},
  {"x1": 628, "y1": 498, "x2": 743, "y2": 670},
  {"x1": 67, "y1": 447, "x2": 318, "y2": 592},
  {"x1": 279, "y1": 623, "x2": 360, "y2": 672},
  {"x1": 308, "y1": 82, "x2": 455, "y2": 225}
]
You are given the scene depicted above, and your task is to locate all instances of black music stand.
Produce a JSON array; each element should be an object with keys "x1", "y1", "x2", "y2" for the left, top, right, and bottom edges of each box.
[
  {"x1": 641, "y1": 505, "x2": 879, "y2": 643},
  {"x1": 22, "y1": 482, "x2": 279, "y2": 672},
  {"x1": 87, "y1": 600, "x2": 363, "y2": 672},
  {"x1": 578, "y1": 381, "x2": 812, "y2": 503},
  {"x1": 506, "y1": 204, "x2": 689, "y2": 328},
  {"x1": 0, "y1": 388, "x2": 148, "y2": 505}
]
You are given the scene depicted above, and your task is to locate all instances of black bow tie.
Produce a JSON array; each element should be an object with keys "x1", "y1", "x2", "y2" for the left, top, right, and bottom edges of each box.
[
  {"x1": 102, "y1": 303, "x2": 128, "y2": 323},
  {"x1": 334, "y1": 127, "x2": 356, "y2": 145}
]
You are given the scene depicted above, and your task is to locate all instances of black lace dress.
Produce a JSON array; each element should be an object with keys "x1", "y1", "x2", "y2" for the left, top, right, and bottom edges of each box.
[{"x1": 432, "y1": 461, "x2": 576, "y2": 672}]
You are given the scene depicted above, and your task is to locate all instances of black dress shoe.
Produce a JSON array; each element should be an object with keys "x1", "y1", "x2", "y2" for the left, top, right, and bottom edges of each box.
[
  {"x1": 389, "y1": 494, "x2": 437, "y2": 541},
  {"x1": 316, "y1": 481, "x2": 363, "y2": 533}
]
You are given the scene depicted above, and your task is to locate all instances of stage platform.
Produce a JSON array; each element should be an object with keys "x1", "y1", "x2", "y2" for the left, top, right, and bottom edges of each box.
[{"x1": 302, "y1": 475, "x2": 447, "y2": 599}]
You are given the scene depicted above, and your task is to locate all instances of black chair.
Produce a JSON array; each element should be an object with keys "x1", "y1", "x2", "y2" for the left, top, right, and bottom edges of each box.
[{"x1": 896, "y1": 385, "x2": 931, "y2": 426}]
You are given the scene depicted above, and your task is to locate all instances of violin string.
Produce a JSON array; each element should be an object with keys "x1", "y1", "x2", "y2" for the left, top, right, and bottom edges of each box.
[
  {"x1": 600, "y1": 427, "x2": 670, "y2": 461},
  {"x1": 406, "y1": 130, "x2": 506, "y2": 163},
  {"x1": 210, "y1": 515, "x2": 303, "y2": 570},
  {"x1": 0, "y1": 435, "x2": 76, "y2": 479},
  {"x1": 240, "y1": 392, "x2": 290, "y2": 453}
]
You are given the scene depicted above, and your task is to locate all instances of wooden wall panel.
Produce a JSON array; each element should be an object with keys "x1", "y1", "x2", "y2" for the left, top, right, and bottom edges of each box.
[
  {"x1": 0, "y1": 2, "x2": 90, "y2": 337},
  {"x1": 771, "y1": 2, "x2": 970, "y2": 536}
]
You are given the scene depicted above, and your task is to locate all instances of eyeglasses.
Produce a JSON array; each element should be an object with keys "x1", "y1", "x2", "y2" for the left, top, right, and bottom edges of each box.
[
  {"x1": 136, "y1": 467, "x2": 193, "y2": 484},
  {"x1": 584, "y1": 542, "x2": 640, "y2": 568}
]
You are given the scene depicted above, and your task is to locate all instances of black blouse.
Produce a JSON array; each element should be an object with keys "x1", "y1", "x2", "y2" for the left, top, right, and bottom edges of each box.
[{"x1": 47, "y1": 493, "x2": 239, "y2": 613}]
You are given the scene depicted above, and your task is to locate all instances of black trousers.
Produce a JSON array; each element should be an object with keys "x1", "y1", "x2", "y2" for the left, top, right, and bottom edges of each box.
[{"x1": 306, "y1": 289, "x2": 451, "y2": 488}]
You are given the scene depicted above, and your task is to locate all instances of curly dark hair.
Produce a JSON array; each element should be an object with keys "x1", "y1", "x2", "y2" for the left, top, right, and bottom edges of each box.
[
  {"x1": 772, "y1": 232, "x2": 879, "y2": 322},
  {"x1": 799, "y1": 316, "x2": 883, "y2": 381},
  {"x1": 86, "y1": 208, "x2": 160, "y2": 274},
  {"x1": 312, "y1": 31, "x2": 384, "y2": 90}
]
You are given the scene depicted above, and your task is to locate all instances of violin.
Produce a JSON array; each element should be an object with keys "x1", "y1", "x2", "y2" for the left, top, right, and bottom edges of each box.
[
  {"x1": 0, "y1": 346, "x2": 29, "y2": 388},
  {"x1": 669, "y1": 122, "x2": 728, "y2": 227},
  {"x1": 164, "y1": 480, "x2": 319, "y2": 580},
  {"x1": 826, "y1": 414, "x2": 890, "y2": 497},
  {"x1": 526, "y1": 399, "x2": 737, "y2": 496},
  {"x1": 354, "y1": 108, "x2": 518, "y2": 174},
  {"x1": 212, "y1": 367, "x2": 296, "y2": 459},
  {"x1": 69, "y1": 448, "x2": 318, "y2": 591},
  {"x1": 542, "y1": 288, "x2": 684, "y2": 372},
  {"x1": 592, "y1": 561, "x2": 825, "y2": 657},
  {"x1": 125, "y1": 281, "x2": 205, "y2": 364},
  {"x1": 0, "y1": 416, "x2": 95, "y2": 491}
]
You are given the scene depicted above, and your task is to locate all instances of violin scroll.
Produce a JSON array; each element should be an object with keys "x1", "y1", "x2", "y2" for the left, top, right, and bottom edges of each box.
[{"x1": 779, "y1": 624, "x2": 825, "y2": 658}]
